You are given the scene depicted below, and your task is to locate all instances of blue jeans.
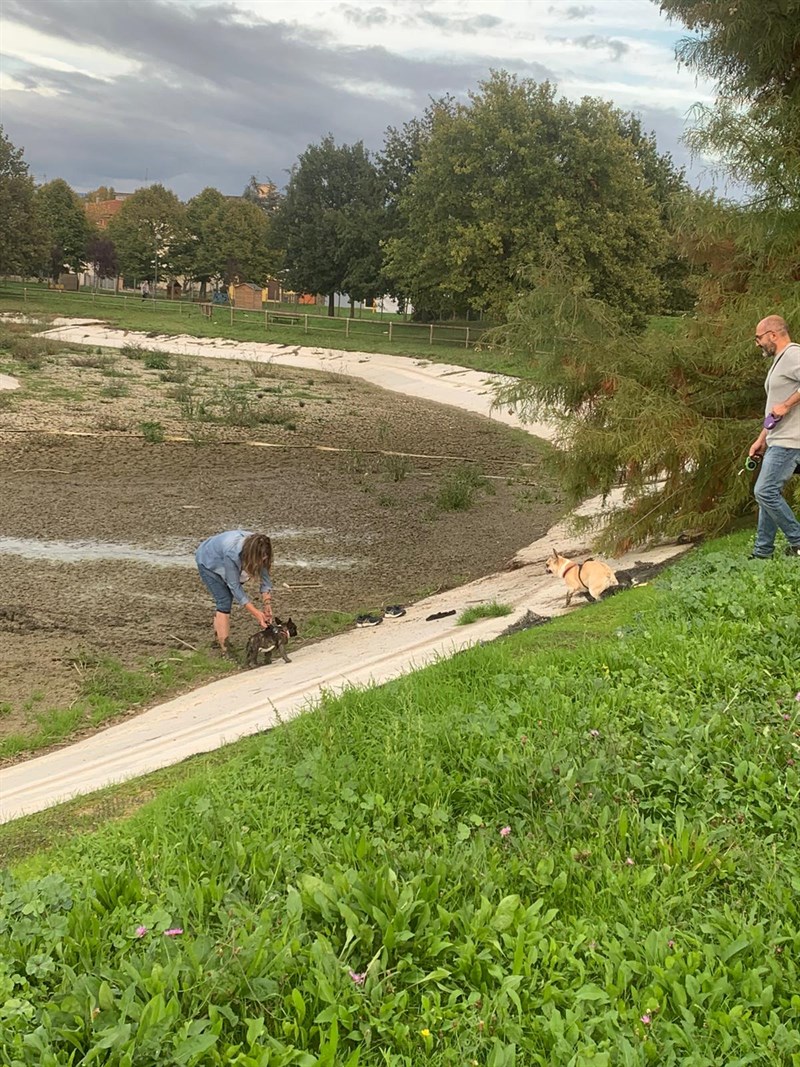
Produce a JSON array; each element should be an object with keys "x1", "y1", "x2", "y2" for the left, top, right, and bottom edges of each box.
[
  {"x1": 197, "y1": 563, "x2": 233, "y2": 613},
  {"x1": 753, "y1": 445, "x2": 800, "y2": 556}
]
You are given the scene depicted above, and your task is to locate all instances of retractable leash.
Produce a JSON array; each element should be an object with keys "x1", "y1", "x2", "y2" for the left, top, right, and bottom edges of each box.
[
  {"x1": 737, "y1": 411, "x2": 785, "y2": 476},
  {"x1": 737, "y1": 454, "x2": 762, "y2": 477}
]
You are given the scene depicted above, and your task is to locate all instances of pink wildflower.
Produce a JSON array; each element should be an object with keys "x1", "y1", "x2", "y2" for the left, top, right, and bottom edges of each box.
[
  {"x1": 795, "y1": 692, "x2": 800, "y2": 702},
  {"x1": 163, "y1": 928, "x2": 183, "y2": 937},
  {"x1": 625, "y1": 857, "x2": 635, "y2": 866},
  {"x1": 135, "y1": 925, "x2": 148, "y2": 938},
  {"x1": 641, "y1": 1014, "x2": 651, "y2": 1025},
  {"x1": 783, "y1": 714, "x2": 791, "y2": 721},
  {"x1": 667, "y1": 939, "x2": 675, "y2": 949},
  {"x1": 500, "y1": 826, "x2": 511, "y2": 837},
  {"x1": 348, "y1": 970, "x2": 366, "y2": 985}
]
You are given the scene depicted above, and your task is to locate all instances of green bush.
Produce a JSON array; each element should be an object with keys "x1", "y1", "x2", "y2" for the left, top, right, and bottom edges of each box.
[
  {"x1": 139, "y1": 420, "x2": 165, "y2": 443},
  {"x1": 434, "y1": 463, "x2": 493, "y2": 511}
]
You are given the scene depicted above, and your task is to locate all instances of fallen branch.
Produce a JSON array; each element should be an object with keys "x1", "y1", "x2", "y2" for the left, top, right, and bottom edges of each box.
[
  {"x1": 169, "y1": 634, "x2": 198, "y2": 651},
  {"x1": 10, "y1": 467, "x2": 71, "y2": 474}
]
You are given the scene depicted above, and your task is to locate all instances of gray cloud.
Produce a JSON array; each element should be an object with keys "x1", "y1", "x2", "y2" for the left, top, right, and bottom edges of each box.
[
  {"x1": 414, "y1": 11, "x2": 503, "y2": 34},
  {"x1": 571, "y1": 34, "x2": 629, "y2": 61},
  {"x1": 340, "y1": 4, "x2": 391, "y2": 27},
  {"x1": 1, "y1": 0, "x2": 711, "y2": 200},
  {"x1": 563, "y1": 4, "x2": 595, "y2": 19},
  {"x1": 2, "y1": 0, "x2": 550, "y2": 198}
]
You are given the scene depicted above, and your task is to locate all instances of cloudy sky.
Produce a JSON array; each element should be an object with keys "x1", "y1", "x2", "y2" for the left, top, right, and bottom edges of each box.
[{"x1": 0, "y1": 0, "x2": 719, "y2": 200}]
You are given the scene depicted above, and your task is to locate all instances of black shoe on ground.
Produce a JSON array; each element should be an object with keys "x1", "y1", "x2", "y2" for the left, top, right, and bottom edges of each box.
[
  {"x1": 785, "y1": 545, "x2": 800, "y2": 557},
  {"x1": 384, "y1": 605, "x2": 406, "y2": 618},
  {"x1": 356, "y1": 614, "x2": 382, "y2": 627}
]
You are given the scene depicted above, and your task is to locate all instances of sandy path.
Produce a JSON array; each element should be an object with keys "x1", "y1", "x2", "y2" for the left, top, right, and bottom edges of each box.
[{"x1": 0, "y1": 328, "x2": 687, "y2": 823}]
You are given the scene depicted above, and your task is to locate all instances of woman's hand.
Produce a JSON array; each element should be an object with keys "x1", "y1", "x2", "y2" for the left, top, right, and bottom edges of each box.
[{"x1": 247, "y1": 604, "x2": 270, "y2": 629}]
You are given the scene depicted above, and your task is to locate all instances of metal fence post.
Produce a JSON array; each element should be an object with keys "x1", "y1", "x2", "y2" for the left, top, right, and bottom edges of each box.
[
  {"x1": 304, "y1": 314, "x2": 309, "y2": 333},
  {"x1": 389, "y1": 321, "x2": 393, "y2": 342},
  {"x1": 265, "y1": 310, "x2": 268, "y2": 331},
  {"x1": 345, "y1": 317, "x2": 350, "y2": 339},
  {"x1": 465, "y1": 327, "x2": 470, "y2": 348},
  {"x1": 429, "y1": 324, "x2": 434, "y2": 344},
  {"x1": 23, "y1": 287, "x2": 27, "y2": 302},
  {"x1": 230, "y1": 305, "x2": 234, "y2": 326}
]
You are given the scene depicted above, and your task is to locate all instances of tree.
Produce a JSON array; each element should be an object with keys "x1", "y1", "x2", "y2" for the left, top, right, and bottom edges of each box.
[
  {"x1": 0, "y1": 127, "x2": 47, "y2": 276},
  {"x1": 84, "y1": 186, "x2": 117, "y2": 203},
  {"x1": 35, "y1": 178, "x2": 93, "y2": 279},
  {"x1": 659, "y1": 0, "x2": 800, "y2": 206},
  {"x1": 383, "y1": 73, "x2": 668, "y2": 328},
  {"x1": 185, "y1": 186, "x2": 226, "y2": 298},
  {"x1": 185, "y1": 189, "x2": 276, "y2": 296},
  {"x1": 493, "y1": 261, "x2": 796, "y2": 552},
  {"x1": 242, "y1": 176, "x2": 282, "y2": 214},
  {"x1": 86, "y1": 236, "x2": 118, "y2": 289},
  {"x1": 106, "y1": 184, "x2": 187, "y2": 284},
  {"x1": 272, "y1": 136, "x2": 384, "y2": 316}
]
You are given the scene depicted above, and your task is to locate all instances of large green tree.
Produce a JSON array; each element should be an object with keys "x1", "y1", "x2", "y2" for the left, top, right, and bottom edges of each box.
[
  {"x1": 383, "y1": 74, "x2": 669, "y2": 328},
  {"x1": 0, "y1": 127, "x2": 47, "y2": 277},
  {"x1": 35, "y1": 178, "x2": 93, "y2": 279},
  {"x1": 185, "y1": 189, "x2": 276, "y2": 296},
  {"x1": 272, "y1": 136, "x2": 383, "y2": 316},
  {"x1": 106, "y1": 184, "x2": 187, "y2": 283}
]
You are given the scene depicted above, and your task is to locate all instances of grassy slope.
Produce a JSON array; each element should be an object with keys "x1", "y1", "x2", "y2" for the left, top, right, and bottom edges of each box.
[{"x1": 2, "y1": 532, "x2": 799, "y2": 1065}]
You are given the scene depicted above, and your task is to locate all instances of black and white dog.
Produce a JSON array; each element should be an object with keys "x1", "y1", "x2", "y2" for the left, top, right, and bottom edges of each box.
[{"x1": 245, "y1": 617, "x2": 298, "y2": 668}]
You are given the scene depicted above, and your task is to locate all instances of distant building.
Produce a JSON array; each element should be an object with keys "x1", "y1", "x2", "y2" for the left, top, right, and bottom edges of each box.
[
  {"x1": 85, "y1": 196, "x2": 131, "y2": 230},
  {"x1": 230, "y1": 282, "x2": 263, "y2": 310}
]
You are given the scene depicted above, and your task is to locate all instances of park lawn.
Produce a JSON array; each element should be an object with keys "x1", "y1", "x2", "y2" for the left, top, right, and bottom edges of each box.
[{"x1": 2, "y1": 531, "x2": 798, "y2": 1065}]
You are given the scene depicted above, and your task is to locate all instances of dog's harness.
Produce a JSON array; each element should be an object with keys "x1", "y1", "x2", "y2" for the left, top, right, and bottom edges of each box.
[{"x1": 562, "y1": 561, "x2": 589, "y2": 589}]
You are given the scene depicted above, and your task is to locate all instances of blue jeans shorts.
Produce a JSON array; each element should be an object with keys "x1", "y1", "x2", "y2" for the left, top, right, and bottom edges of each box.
[{"x1": 197, "y1": 563, "x2": 233, "y2": 614}]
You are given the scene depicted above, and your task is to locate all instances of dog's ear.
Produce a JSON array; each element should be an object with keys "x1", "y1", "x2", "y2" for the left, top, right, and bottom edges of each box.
[{"x1": 551, "y1": 546, "x2": 559, "y2": 557}]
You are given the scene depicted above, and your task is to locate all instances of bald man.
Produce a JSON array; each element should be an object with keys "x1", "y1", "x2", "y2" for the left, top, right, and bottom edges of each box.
[{"x1": 749, "y1": 315, "x2": 800, "y2": 558}]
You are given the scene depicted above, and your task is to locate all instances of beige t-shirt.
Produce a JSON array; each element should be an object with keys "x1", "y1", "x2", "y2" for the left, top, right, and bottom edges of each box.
[{"x1": 765, "y1": 342, "x2": 800, "y2": 448}]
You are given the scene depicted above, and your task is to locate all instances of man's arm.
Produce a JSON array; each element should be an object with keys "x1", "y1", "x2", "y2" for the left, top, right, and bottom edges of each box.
[{"x1": 771, "y1": 387, "x2": 800, "y2": 419}]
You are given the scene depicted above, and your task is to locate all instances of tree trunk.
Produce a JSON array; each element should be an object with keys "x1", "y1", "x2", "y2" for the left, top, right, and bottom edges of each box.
[
  {"x1": 349, "y1": 299, "x2": 355, "y2": 319},
  {"x1": 328, "y1": 292, "x2": 335, "y2": 317}
]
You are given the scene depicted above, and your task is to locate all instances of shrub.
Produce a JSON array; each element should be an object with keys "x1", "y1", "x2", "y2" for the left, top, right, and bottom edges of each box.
[
  {"x1": 139, "y1": 420, "x2": 165, "y2": 443},
  {"x1": 434, "y1": 463, "x2": 494, "y2": 511},
  {"x1": 457, "y1": 601, "x2": 514, "y2": 625}
]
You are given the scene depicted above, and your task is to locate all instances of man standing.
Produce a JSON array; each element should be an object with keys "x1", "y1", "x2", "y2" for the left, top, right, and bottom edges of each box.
[{"x1": 749, "y1": 315, "x2": 800, "y2": 558}]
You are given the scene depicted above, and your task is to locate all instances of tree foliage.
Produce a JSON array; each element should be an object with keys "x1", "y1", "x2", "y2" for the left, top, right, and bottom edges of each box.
[
  {"x1": 660, "y1": 0, "x2": 800, "y2": 205},
  {"x1": 86, "y1": 236, "x2": 118, "y2": 287},
  {"x1": 495, "y1": 263, "x2": 799, "y2": 551},
  {"x1": 106, "y1": 184, "x2": 187, "y2": 281},
  {"x1": 35, "y1": 178, "x2": 93, "y2": 279},
  {"x1": 0, "y1": 127, "x2": 47, "y2": 276},
  {"x1": 383, "y1": 73, "x2": 672, "y2": 328},
  {"x1": 272, "y1": 136, "x2": 383, "y2": 315}
]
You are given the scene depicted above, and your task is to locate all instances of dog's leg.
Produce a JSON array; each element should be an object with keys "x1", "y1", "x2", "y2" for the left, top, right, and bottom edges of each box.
[
  {"x1": 565, "y1": 591, "x2": 573, "y2": 607},
  {"x1": 279, "y1": 645, "x2": 291, "y2": 663},
  {"x1": 263, "y1": 650, "x2": 273, "y2": 665}
]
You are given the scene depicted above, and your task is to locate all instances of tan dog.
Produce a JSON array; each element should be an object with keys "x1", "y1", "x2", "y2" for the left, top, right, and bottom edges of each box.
[{"x1": 546, "y1": 548, "x2": 619, "y2": 607}]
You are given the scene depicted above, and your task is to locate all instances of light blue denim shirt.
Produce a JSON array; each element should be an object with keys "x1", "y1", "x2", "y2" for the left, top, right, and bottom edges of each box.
[{"x1": 195, "y1": 530, "x2": 272, "y2": 607}]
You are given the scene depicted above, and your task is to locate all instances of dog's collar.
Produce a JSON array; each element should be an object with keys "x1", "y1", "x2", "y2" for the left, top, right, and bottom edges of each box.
[{"x1": 562, "y1": 562, "x2": 580, "y2": 576}]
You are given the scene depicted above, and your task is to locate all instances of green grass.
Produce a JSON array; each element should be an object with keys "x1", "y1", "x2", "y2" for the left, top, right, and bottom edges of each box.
[
  {"x1": 0, "y1": 650, "x2": 234, "y2": 761},
  {"x1": 457, "y1": 601, "x2": 514, "y2": 625},
  {"x1": 2, "y1": 532, "x2": 799, "y2": 1063}
]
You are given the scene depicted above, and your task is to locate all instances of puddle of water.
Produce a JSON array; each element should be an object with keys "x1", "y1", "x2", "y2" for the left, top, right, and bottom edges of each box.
[{"x1": 0, "y1": 536, "x2": 360, "y2": 571}]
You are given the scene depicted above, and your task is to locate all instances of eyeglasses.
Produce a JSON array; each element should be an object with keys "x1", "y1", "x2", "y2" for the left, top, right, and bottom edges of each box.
[{"x1": 755, "y1": 330, "x2": 774, "y2": 341}]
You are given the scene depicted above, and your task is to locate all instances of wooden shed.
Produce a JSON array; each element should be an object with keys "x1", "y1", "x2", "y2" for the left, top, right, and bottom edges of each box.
[{"x1": 231, "y1": 282, "x2": 263, "y2": 310}]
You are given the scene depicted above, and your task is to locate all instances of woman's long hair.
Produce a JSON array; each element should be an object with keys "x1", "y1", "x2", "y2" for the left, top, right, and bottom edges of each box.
[{"x1": 241, "y1": 533, "x2": 273, "y2": 578}]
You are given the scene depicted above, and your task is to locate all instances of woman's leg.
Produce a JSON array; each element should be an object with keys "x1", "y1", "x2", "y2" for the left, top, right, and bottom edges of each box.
[
  {"x1": 197, "y1": 563, "x2": 234, "y2": 649},
  {"x1": 213, "y1": 610, "x2": 231, "y2": 650}
]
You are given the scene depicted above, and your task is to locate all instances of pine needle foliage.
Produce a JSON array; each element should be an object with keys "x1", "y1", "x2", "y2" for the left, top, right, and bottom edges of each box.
[{"x1": 494, "y1": 249, "x2": 800, "y2": 553}]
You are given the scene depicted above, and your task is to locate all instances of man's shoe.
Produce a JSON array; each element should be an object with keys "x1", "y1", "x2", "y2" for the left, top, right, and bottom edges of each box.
[
  {"x1": 785, "y1": 545, "x2": 800, "y2": 557},
  {"x1": 356, "y1": 614, "x2": 382, "y2": 627},
  {"x1": 748, "y1": 554, "x2": 772, "y2": 559},
  {"x1": 384, "y1": 605, "x2": 406, "y2": 618}
]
